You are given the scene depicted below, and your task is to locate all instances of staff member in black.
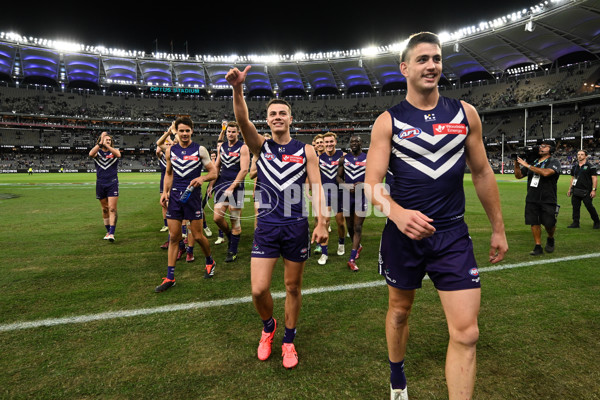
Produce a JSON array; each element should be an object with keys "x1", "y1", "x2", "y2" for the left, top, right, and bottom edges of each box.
[
  {"x1": 567, "y1": 150, "x2": 599, "y2": 229},
  {"x1": 515, "y1": 140, "x2": 561, "y2": 255}
]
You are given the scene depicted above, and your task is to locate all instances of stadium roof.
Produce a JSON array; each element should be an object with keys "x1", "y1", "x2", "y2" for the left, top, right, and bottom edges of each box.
[{"x1": 0, "y1": 0, "x2": 598, "y2": 95}]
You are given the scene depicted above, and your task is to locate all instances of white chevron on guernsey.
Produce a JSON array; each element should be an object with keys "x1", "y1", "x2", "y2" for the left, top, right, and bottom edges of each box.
[
  {"x1": 391, "y1": 107, "x2": 468, "y2": 180},
  {"x1": 319, "y1": 160, "x2": 339, "y2": 179},
  {"x1": 344, "y1": 163, "x2": 365, "y2": 181},
  {"x1": 219, "y1": 152, "x2": 240, "y2": 169},
  {"x1": 391, "y1": 146, "x2": 464, "y2": 180},
  {"x1": 257, "y1": 142, "x2": 305, "y2": 191},
  {"x1": 171, "y1": 151, "x2": 201, "y2": 178},
  {"x1": 94, "y1": 156, "x2": 118, "y2": 170},
  {"x1": 393, "y1": 133, "x2": 466, "y2": 163}
]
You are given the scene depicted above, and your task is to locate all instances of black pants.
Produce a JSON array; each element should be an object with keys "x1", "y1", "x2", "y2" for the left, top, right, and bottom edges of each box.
[{"x1": 571, "y1": 194, "x2": 599, "y2": 223}]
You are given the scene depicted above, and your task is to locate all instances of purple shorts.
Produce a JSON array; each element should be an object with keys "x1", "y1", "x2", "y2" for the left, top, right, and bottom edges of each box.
[
  {"x1": 166, "y1": 187, "x2": 204, "y2": 221},
  {"x1": 325, "y1": 188, "x2": 343, "y2": 214},
  {"x1": 378, "y1": 220, "x2": 480, "y2": 291},
  {"x1": 96, "y1": 179, "x2": 119, "y2": 199},
  {"x1": 252, "y1": 219, "x2": 310, "y2": 262},
  {"x1": 341, "y1": 187, "x2": 367, "y2": 216},
  {"x1": 213, "y1": 180, "x2": 245, "y2": 209}
]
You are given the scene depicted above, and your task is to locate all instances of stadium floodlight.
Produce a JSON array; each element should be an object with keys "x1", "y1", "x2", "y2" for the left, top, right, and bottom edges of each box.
[{"x1": 361, "y1": 46, "x2": 379, "y2": 58}]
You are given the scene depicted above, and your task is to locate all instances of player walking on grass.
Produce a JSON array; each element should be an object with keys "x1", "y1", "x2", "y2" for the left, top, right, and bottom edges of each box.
[
  {"x1": 212, "y1": 121, "x2": 250, "y2": 263},
  {"x1": 337, "y1": 135, "x2": 367, "y2": 271},
  {"x1": 364, "y1": 32, "x2": 508, "y2": 400},
  {"x1": 317, "y1": 132, "x2": 347, "y2": 264},
  {"x1": 89, "y1": 131, "x2": 121, "y2": 242},
  {"x1": 155, "y1": 116, "x2": 218, "y2": 293},
  {"x1": 226, "y1": 65, "x2": 328, "y2": 369}
]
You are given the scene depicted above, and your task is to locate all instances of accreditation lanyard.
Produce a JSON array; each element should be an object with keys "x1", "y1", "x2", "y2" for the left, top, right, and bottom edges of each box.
[
  {"x1": 572, "y1": 163, "x2": 585, "y2": 186},
  {"x1": 530, "y1": 158, "x2": 548, "y2": 188}
]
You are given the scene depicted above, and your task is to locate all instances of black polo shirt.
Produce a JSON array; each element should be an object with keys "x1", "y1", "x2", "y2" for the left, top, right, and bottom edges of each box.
[
  {"x1": 520, "y1": 156, "x2": 561, "y2": 204},
  {"x1": 571, "y1": 161, "x2": 597, "y2": 192}
]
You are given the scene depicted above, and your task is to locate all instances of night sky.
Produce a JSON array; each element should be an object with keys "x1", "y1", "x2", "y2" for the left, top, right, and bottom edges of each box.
[{"x1": 0, "y1": 2, "x2": 540, "y2": 56}]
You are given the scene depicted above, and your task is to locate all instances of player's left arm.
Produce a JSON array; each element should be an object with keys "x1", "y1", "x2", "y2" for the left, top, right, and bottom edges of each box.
[
  {"x1": 591, "y1": 174, "x2": 597, "y2": 199},
  {"x1": 305, "y1": 144, "x2": 328, "y2": 244},
  {"x1": 190, "y1": 146, "x2": 217, "y2": 188},
  {"x1": 463, "y1": 100, "x2": 508, "y2": 263}
]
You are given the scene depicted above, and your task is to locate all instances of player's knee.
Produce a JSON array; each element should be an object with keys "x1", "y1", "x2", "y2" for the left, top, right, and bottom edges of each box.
[
  {"x1": 450, "y1": 324, "x2": 479, "y2": 348},
  {"x1": 388, "y1": 306, "x2": 411, "y2": 327},
  {"x1": 251, "y1": 285, "x2": 270, "y2": 300},
  {"x1": 169, "y1": 233, "x2": 182, "y2": 244},
  {"x1": 354, "y1": 224, "x2": 363, "y2": 235},
  {"x1": 284, "y1": 282, "x2": 301, "y2": 297}
]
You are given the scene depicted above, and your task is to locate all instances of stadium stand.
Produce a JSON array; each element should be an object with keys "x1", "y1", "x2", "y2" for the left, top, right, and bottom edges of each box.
[{"x1": 1, "y1": 0, "x2": 599, "y2": 172}]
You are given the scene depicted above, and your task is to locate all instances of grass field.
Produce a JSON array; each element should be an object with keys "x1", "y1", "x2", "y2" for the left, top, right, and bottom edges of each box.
[{"x1": 0, "y1": 172, "x2": 599, "y2": 399}]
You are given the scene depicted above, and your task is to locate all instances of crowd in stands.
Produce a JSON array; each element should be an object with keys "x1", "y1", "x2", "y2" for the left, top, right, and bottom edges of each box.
[{"x1": 1, "y1": 60, "x2": 599, "y2": 172}]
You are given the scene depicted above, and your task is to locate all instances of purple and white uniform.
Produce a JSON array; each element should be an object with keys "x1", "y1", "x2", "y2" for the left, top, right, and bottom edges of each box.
[
  {"x1": 166, "y1": 142, "x2": 205, "y2": 221},
  {"x1": 319, "y1": 149, "x2": 344, "y2": 212},
  {"x1": 252, "y1": 138, "x2": 310, "y2": 261},
  {"x1": 94, "y1": 149, "x2": 119, "y2": 199},
  {"x1": 213, "y1": 140, "x2": 245, "y2": 208},
  {"x1": 341, "y1": 151, "x2": 367, "y2": 214},
  {"x1": 378, "y1": 96, "x2": 480, "y2": 291}
]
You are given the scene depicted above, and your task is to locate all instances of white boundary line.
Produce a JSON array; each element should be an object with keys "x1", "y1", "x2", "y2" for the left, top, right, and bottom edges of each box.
[{"x1": 1, "y1": 253, "x2": 598, "y2": 333}]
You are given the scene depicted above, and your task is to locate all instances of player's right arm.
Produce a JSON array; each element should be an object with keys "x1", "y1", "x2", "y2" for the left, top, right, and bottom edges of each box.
[
  {"x1": 156, "y1": 122, "x2": 175, "y2": 152},
  {"x1": 226, "y1": 66, "x2": 265, "y2": 156},
  {"x1": 364, "y1": 112, "x2": 435, "y2": 240},
  {"x1": 160, "y1": 146, "x2": 173, "y2": 208},
  {"x1": 567, "y1": 175, "x2": 574, "y2": 197}
]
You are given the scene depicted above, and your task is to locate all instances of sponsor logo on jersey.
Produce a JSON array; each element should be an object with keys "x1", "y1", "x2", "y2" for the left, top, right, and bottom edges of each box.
[
  {"x1": 282, "y1": 154, "x2": 304, "y2": 164},
  {"x1": 433, "y1": 123, "x2": 467, "y2": 135},
  {"x1": 399, "y1": 128, "x2": 421, "y2": 140},
  {"x1": 354, "y1": 161, "x2": 366, "y2": 166},
  {"x1": 183, "y1": 155, "x2": 199, "y2": 161},
  {"x1": 228, "y1": 152, "x2": 240, "y2": 157}
]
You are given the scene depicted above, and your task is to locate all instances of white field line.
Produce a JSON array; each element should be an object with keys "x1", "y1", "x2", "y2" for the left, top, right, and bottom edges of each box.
[{"x1": 1, "y1": 253, "x2": 599, "y2": 333}]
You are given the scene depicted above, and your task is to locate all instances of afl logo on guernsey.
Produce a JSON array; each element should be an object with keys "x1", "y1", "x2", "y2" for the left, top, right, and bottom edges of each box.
[
  {"x1": 398, "y1": 128, "x2": 421, "y2": 140},
  {"x1": 264, "y1": 152, "x2": 275, "y2": 160}
]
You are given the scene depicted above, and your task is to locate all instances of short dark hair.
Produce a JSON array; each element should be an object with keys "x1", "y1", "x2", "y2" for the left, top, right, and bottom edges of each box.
[
  {"x1": 175, "y1": 116, "x2": 194, "y2": 130},
  {"x1": 266, "y1": 98, "x2": 292, "y2": 115},
  {"x1": 401, "y1": 32, "x2": 441, "y2": 63},
  {"x1": 227, "y1": 121, "x2": 240, "y2": 131}
]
